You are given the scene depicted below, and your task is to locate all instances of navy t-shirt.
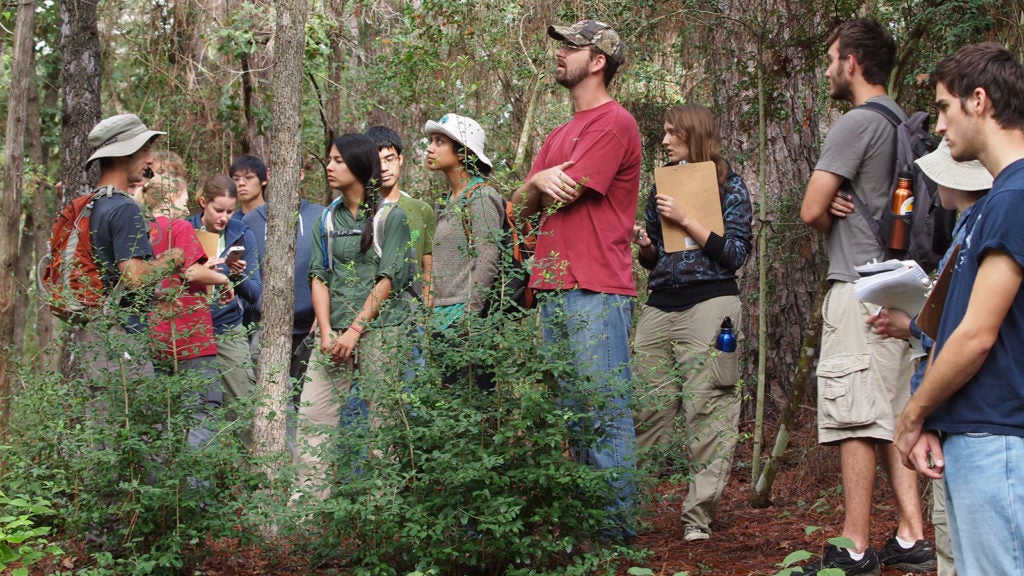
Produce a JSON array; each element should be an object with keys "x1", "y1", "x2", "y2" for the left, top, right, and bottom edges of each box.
[
  {"x1": 90, "y1": 190, "x2": 154, "y2": 290},
  {"x1": 927, "y1": 159, "x2": 1024, "y2": 437}
]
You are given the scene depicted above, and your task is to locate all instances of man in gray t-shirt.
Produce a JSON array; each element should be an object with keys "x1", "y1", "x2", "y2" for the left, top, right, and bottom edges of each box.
[
  {"x1": 815, "y1": 98, "x2": 904, "y2": 282},
  {"x1": 797, "y1": 18, "x2": 934, "y2": 576}
]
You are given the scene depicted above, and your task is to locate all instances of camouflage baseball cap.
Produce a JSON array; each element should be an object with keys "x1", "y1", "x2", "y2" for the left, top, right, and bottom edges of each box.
[{"x1": 547, "y1": 20, "x2": 625, "y2": 65}]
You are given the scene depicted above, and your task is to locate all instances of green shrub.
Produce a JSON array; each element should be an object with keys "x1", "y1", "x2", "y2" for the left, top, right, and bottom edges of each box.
[
  {"x1": 0, "y1": 491, "x2": 64, "y2": 576},
  {"x1": 11, "y1": 285, "x2": 647, "y2": 574},
  {"x1": 286, "y1": 305, "x2": 644, "y2": 575},
  {"x1": 6, "y1": 317, "x2": 269, "y2": 575}
]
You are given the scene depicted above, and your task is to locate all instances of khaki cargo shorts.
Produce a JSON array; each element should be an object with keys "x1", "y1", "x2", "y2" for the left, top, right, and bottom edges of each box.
[{"x1": 816, "y1": 282, "x2": 914, "y2": 445}]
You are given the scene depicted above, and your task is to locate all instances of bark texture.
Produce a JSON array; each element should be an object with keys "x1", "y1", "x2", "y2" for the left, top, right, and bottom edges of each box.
[
  {"x1": 250, "y1": 0, "x2": 308, "y2": 480},
  {"x1": 60, "y1": 0, "x2": 102, "y2": 202},
  {"x1": 709, "y1": 0, "x2": 830, "y2": 420},
  {"x1": 1, "y1": 0, "x2": 37, "y2": 459}
]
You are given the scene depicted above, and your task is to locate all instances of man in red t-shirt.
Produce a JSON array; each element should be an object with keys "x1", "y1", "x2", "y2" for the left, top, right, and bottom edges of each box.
[{"x1": 512, "y1": 19, "x2": 641, "y2": 543}]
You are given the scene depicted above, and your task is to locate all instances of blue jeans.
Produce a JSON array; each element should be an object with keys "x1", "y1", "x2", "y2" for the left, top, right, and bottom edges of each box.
[
  {"x1": 540, "y1": 289, "x2": 637, "y2": 537},
  {"x1": 943, "y1": 432, "x2": 1024, "y2": 575}
]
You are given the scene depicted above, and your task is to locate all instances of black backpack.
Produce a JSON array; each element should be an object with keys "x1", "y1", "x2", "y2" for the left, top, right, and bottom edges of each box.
[{"x1": 855, "y1": 102, "x2": 954, "y2": 274}]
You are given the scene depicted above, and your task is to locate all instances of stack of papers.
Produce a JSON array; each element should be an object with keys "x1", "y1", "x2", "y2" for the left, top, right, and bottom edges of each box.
[{"x1": 853, "y1": 259, "x2": 931, "y2": 315}]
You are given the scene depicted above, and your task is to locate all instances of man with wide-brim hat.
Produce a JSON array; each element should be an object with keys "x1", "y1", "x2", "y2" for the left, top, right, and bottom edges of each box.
[
  {"x1": 87, "y1": 113, "x2": 183, "y2": 291},
  {"x1": 63, "y1": 114, "x2": 185, "y2": 420},
  {"x1": 512, "y1": 19, "x2": 641, "y2": 544}
]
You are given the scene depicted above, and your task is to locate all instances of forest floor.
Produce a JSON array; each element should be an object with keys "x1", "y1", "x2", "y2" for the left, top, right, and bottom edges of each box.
[
  {"x1": 49, "y1": 413, "x2": 936, "y2": 576},
  {"x1": 626, "y1": 412, "x2": 931, "y2": 576}
]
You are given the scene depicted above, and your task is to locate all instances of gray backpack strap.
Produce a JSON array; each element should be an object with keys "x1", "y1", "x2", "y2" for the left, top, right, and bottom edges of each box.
[
  {"x1": 848, "y1": 102, "x2": 902, "y2": 252},
  {"x1": 373, "y1": 202, "x2": 395, "y2": 259},
  {"x1": 845, "y1": 184, "x2": 886, "y2": 250},
  {"x1": 373, "y1": 202, "x2": 421, "y2": 300}
]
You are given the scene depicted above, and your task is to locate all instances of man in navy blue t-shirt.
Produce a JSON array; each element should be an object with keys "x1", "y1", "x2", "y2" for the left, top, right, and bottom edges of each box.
[
  {"x1": 895, "y1": 43, "x2": 1024, "y2": 576},
  {"x1": 70, "y1": 114, "x2": 184, "y2": 380}
]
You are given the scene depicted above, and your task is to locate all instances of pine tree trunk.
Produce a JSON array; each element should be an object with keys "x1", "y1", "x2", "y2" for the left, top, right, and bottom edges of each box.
[
  {"x1": 709, "y1": 0, "x2": 830, "y2": 477},
  {"x1": 59, "y1": 0, "x2": 102, "y2": 202}
]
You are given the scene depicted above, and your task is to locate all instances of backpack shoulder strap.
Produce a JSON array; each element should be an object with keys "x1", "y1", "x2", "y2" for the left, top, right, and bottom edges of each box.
[
  {"x1": 858, "y1": 101, "x2": 903, "y2": 127},
  {"x1": 320, "y1": 197, "x2": 343, "y2": 271},
  {"x1": 91, "y1": 184, "x2": 133, "y2": 200},
  {"x1": 373, "y1": 202, "x2": 396, "y2": 259},
  {"x1": 849, "y1": 101, "x2": 905, "y2": 251},
  {"x1": 844, "y1": 184, "x2": 886, "y2": 249},
  {"x1": 458, "y1": 181, "x2": 489, "y2": 248}
]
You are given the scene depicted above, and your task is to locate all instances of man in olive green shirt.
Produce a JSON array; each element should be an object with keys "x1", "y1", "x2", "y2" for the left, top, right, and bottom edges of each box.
[{"x1": 365, "y1": 125, "x2": 436, "y2": 303}]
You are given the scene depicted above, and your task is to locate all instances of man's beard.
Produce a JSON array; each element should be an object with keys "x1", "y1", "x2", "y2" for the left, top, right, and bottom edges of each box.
[
  {"x1": 829, "y1": 71, "x2": 853, "y2": 102},
  {"x1": 556, "y1": 63, "x2": 588, "y2": 89}
]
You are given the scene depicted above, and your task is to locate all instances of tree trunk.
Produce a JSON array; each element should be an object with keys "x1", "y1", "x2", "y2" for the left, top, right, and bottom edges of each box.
[
  {"x1": 1, "y1": 0, "x2": 37, "y2": 466},
  {"x1": 250, "y1": 0, "x2": 308, "y2": 530},
  {"x1": 32, "y1": 75, "x2": 61, "y2": 373},
  {"x1": 60, "y1": 0, "x2": 102, "y2": 203},
  {"x1": 13, "y1": 44, "x2": 39, "y2": 359},
  {"x1": 239, "y1": 0, "x2": 273, "y2": 158},
  {"x1": 709, "y1": 0, "x2": 829, "y2": 422}
]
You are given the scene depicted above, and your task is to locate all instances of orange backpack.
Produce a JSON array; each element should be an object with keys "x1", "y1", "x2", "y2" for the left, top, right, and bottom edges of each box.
[{"x1": 38, "y1": 186, "x2": 127, "y2": 321}]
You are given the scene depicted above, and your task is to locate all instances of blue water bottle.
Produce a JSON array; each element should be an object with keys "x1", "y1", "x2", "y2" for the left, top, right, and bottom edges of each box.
[{"x1": 715, "y1": 316, "x2": 736, "y2": 353}]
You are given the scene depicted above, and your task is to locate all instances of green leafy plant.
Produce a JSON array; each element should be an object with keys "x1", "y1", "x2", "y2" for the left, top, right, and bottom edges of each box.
[
  {"x1": 6, "y1": 313, "x2": 272, "y2": 576},
  {"x1": 0, "y1": 491, "x2": 64, "y2": 576},
  {"x1": 773, "y1": 528, "x2": 855, "y2": 576},
  {"x1": 285, "y1": 300, "x2": 647, "y2": 575}
]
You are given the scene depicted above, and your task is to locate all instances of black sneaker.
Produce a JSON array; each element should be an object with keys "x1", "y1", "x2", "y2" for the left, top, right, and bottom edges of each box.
[
  {"x1": 878, "y1": 537, "x2": 937, "y2": 573},
  {"x1": 794, "y1": 544, "x2": 881, "y2": 575}
]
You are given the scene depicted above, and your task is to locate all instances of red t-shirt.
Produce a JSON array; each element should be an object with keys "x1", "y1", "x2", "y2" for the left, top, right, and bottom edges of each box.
[
  {"x1": 527, "y1": 100, "x2": 641, "y2": 296},
  {"x1": 148, "y1": 216, "x2": 217, "y2": 360}
]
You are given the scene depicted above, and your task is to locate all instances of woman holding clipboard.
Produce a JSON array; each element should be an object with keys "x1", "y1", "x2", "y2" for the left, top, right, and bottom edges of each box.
[{"x1": 632, "y1": 103, "x2": 753, "y2": 542}]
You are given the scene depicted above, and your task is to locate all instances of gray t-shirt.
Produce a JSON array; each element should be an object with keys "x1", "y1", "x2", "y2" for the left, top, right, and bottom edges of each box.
[{"x1": 816, "y1": 95, "x2": 904, "y2": 282}]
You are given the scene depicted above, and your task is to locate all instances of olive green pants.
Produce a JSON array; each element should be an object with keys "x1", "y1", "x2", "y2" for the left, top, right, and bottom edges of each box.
[{"x1": 633, "y1": 296, "x2": 741, "y2": 533}]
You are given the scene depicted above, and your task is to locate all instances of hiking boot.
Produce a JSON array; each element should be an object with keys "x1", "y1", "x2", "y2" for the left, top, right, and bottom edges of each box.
[
  {"x1": 878, "y1": 537, "x2": 937, "y2": 573},
  {"x1": 794, "y1": 544, "x2": 881, "y2": 575},
  {"x1": 684, "y1": 525, "x2": 710, "y2": 542}
]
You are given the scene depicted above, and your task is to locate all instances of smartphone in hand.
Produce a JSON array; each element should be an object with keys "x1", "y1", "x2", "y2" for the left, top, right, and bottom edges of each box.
[{"x1": 225, "y1": 245, "x2": 245, "y2": 264}]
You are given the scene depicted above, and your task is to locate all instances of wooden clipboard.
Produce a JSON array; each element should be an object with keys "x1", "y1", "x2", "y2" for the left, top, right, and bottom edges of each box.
[
  {"x1": 654, "y1": 161, "x2": 724, "y2": 252},
  {"x1": 195, "y1": 229, "x2": 221, "y2": 260},
  {"x1": 917, "y1": 244, "x2": 959, "y2": 340}
]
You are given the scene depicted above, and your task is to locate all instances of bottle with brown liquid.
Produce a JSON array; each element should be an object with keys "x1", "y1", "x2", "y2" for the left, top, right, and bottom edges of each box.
[{"x1": 887, "y1": 173, "x2": 914, "y2": 251}]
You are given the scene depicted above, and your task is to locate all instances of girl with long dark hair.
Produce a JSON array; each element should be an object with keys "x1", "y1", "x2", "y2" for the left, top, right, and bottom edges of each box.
[{"x1": 296, "y1": 133, "x2": 413, "y2": 498}]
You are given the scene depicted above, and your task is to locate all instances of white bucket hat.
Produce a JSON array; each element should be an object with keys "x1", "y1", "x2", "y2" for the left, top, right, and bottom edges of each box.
[
  {"x1": 422, "y1": 113, "x2": 493, "y2": 169},
  {"x1": 86, "y1": 114, "x2": 166, "y2": 166},
  {"x1": 915, "y1": 138, "x2": 993, "y2": 192}
]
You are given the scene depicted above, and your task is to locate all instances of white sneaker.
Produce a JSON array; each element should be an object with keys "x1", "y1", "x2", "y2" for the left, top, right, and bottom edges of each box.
[{"x1": 684, "y1": 525, "x2": 710, "y2": 542}]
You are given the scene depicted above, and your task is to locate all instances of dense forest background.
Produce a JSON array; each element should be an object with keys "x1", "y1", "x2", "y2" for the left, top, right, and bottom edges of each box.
[{"x1": 1, "y1": 0, "x2": 1023, "y2": 574}]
